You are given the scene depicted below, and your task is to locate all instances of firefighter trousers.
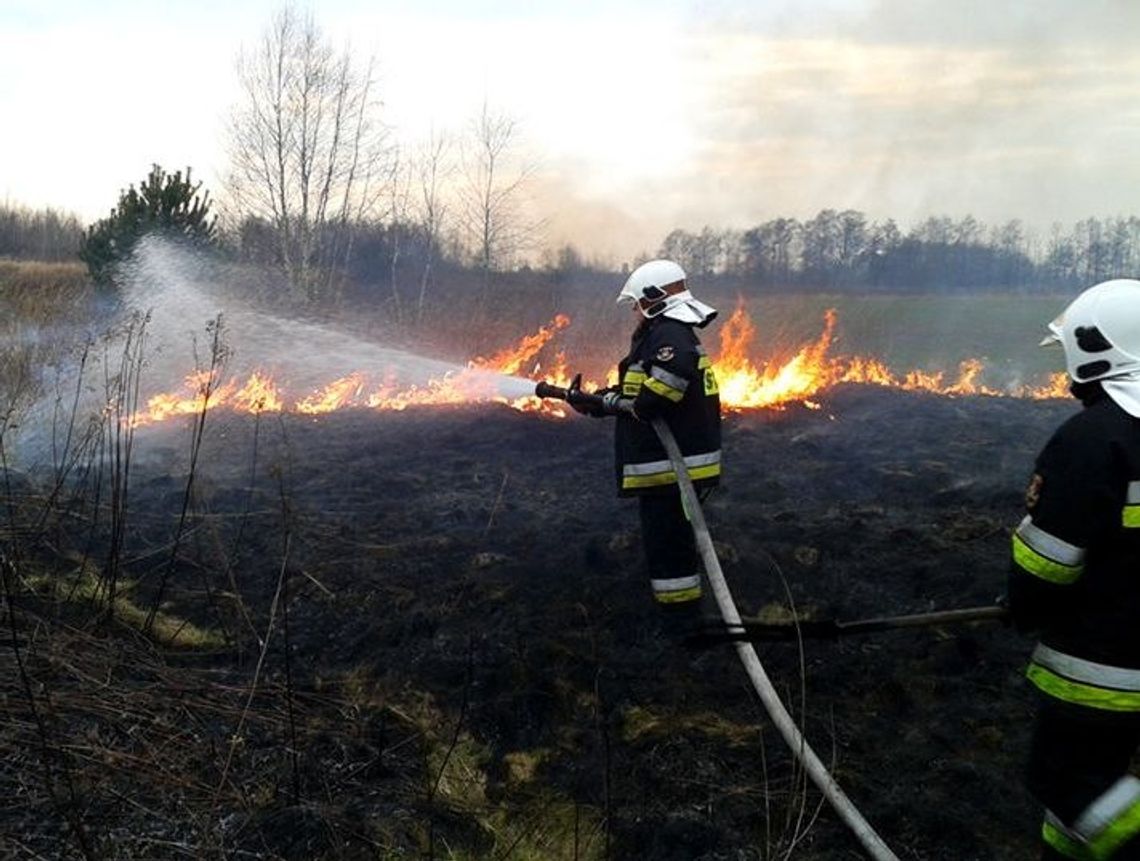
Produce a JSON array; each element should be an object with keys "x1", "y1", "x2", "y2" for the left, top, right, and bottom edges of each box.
[
  {"x1": 637, "y1": 490, "x2": 701, "y2": 609},
  {"x1": 1029, "y1": 695, "x2": 1140, "y2": 859}
]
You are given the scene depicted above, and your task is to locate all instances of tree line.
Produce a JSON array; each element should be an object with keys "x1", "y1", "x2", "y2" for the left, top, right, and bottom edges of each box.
[
  {"x1": 0, "y1": 204, "x2": 84, "y2": 263},
  {"x1": 654, "y1": 212, "x2": 1140, "y2": 293},
  {"x1": 6, "y1": 193, "x2": 1139, "y2": 300},
  {"x1": 8, "y1": 191, "x2": 1137, "y2": 293}
]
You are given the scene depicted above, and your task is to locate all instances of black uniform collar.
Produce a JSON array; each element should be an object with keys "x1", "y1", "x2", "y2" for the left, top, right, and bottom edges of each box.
[
  {"x1": 1070, "y1": 380, "x2": 1107, "y2": 408},
  {"x1": 632, "y1": 315, "x2": 694, "y2": 340}
]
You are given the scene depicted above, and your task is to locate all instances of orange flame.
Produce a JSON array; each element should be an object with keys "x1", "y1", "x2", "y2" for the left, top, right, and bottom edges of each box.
[
  {"x1": 471, "y1": 314, "x2": 570, "y2": 375},
  {"x1": 126, "y1": 308, "x2": 1071, "y2": 427},
  {"x1": 296, "y1": 373, "x2": 366, "y2": 414},
  {"x1": 132, "y1": 369, "x2": 237, "y2": 427},
  {"x1": 715, "y1": 307, "x2": 842, "y2": 409},
  {"x1": 232, "y1": 371, "x2": 283, "y2": 413}
]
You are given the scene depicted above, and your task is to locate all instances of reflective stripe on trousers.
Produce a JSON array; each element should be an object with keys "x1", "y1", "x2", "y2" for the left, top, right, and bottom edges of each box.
[
  {"x1": 650, "y1": 574, "x2": 701, "y2": 604},
  {"x1": 1028, "y1": 644, "x2": 1140, "y2": 712},
  {"x1": 1042, "y1": 778, "x2": 1140, "y2": 859},
  {"x1": 1073, "y1": 775, "x2": 1140, "y2": 858},
  {"x1": 622, "y1": 450, "x2": 721, "y2": 490},
  {"x1": 1043, "y1": 810, "x2": 1094, "y2": 859}
]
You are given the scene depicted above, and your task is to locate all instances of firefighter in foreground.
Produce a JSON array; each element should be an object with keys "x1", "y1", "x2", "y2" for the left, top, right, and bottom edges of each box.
[
  {"x1": 571, "y1": 259, "x2": 721, "y2": 636},
  {"x1": 1008, "y1": 278, "x2": 1140, "y2": 860}
]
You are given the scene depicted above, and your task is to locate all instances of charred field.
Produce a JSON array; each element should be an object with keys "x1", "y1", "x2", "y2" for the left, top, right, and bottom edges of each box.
[{"x1": 0, "y1": 383, "x2": 1075, "y2": 860}]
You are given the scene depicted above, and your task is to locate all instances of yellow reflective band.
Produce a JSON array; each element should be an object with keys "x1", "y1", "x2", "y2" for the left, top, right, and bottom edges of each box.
[
  {"x1": 654, "y1": 586, "x2": 702, "y2": 605},
  {"x1": 621, "y1": 463, "x2": 721, "y2": 490},
  {"x1": 1123, "y1": 505, "x2": 1140, "y2": 528},
  {"x1": 697, "y1": 355, "x2": 712, "y2": 369},
  {"x1": 644, "y1": 376, "x2": 685, "y2": 402},
  {"x1": 1027, "y1": 664, "x2": 1140, "y2": 712},
  {"x1": 1083, "y1": 793, "x2": 1140, "y2": 859},
  {"x1": 1042, "y1": 819, "x2": 1094, "y2": 859},
  {"x1": 1032, "y1": 644, "x2": 1140, "y2": 691},
  {"x1": 703, "y1": 368, "x2": 719, "y2": 396},
  {"x1": 1074, "y1": 778, "x2": 1140, "y2": 856},
  {"x1": 622, "y1": 370, "x2": 646, "y2": 396},
  {"x1": 1012, "y1": 532, "x2": 1083, "y2": 585}
]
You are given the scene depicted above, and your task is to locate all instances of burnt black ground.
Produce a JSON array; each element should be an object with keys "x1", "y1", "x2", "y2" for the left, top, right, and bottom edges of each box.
[{"x1": 2, "y1": 384, "x2": 1077, "y2": 860}]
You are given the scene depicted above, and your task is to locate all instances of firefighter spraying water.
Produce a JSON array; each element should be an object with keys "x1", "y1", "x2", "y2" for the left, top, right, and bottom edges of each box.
[
  {"x1": 540, "y1": 259, "x2": 722, "y2": 638},
  {"x1": 537, "y1": 260, "x2": 901, "y2": 860}
]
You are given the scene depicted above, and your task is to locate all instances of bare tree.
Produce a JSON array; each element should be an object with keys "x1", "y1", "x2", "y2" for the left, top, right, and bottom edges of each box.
[
  {"x1": 384, "y1": 145, "x2": 414, "y2": 323},
  {"x1": 457, "y1": 101, "x2": 541, "y2": 298},
  {"x1": 226, "y1": 5, "x2": 389, "y2": 302},
  {"x1": 414, "y1": 129, "x2": 453, "y2": 323}
]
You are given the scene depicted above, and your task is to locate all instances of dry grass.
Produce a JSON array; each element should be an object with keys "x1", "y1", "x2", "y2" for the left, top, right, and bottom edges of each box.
[
  {"x1": 0, "y1": 259, "x2": 89, "y2": 303},
  {"x1": 0, "y1": 599, "x2": 419, "y2": 859},
  {"x1": 24, "y1": 563, "x2": 225, "y2": 649},
  {"x1": 0, "y1": 259, "x2": 93, "y2": 427}
]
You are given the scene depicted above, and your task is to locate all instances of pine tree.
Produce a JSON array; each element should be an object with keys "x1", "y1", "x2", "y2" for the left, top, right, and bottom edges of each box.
[{"x1": 80, "y1": 164, "x2": 217, "y2": 285}]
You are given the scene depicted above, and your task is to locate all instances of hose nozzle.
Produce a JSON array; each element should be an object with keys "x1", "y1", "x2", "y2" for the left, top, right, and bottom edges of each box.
[{"x1": 534, "y1": 380, "x2": 568, "y2": 400}]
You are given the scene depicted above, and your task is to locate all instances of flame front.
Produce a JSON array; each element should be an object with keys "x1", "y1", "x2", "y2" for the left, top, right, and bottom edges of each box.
[
  {"x1": 715, "y1": 307, "x2": 841, "y2": 409},
  {"x1": 127, "y1": 307, "x2": 1071, "y2": 427}
]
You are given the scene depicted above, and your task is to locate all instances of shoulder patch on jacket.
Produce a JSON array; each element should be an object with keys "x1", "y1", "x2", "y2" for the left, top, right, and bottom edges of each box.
[
  {"x1": 1025, "y1": 473, "x2": 1043, "y2": 511},
  {"x1": 655, "y1": 345, "x2": 675, "y2": 362}
]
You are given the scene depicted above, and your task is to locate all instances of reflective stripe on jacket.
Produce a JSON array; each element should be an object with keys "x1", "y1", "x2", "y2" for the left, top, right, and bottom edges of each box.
[{"x1": 613, "y1": 316, "x2": 721, "y2": 496}]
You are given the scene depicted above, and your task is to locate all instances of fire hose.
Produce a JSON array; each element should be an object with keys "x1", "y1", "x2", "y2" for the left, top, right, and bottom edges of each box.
[
  {"x1": 535, "y1": 379, "x2": 899, "y2": 861},
  {"x1": 691, "y1": 604, "x2": 1009, "y2": 646}
]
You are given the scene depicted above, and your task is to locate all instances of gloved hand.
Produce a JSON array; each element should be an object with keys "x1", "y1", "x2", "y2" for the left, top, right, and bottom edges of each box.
[
  {"x1": 567, "y1": 385, "x2": 627, "y2": 417},
  {"x1": 598, "y1": 391, "x2": 631, "y2": 415}
]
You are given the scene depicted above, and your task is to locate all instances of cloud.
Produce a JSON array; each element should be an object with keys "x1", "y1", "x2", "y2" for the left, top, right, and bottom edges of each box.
[
  {"x1": 619, "y1": 21, "x2": 1140, "y2": 234},
  {"x1": 768, "y1": 0, "x2": 1140, "y2": 49}
]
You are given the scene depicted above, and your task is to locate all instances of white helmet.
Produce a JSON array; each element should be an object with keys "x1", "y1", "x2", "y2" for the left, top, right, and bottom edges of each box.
[
  {"x1": 1042, "y1": 279, "x2": 1140, "y2": 383},
  {"x1": 617, "y1": 259, "x2": 717, "y2": 327}
]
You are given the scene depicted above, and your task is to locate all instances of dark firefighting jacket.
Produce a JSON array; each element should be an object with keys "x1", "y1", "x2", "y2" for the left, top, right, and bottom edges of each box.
[
  {"x1": 612, "y1": 316, "x2": 721, "y2": 496},
  {"x1": 1008, "y1": 387, "x2": 1140, "y2": 712}
]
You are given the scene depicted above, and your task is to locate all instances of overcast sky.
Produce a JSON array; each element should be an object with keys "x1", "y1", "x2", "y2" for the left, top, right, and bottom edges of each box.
[{"x1": 2, "y1": 0, "x2": 1138, "y2": 263}]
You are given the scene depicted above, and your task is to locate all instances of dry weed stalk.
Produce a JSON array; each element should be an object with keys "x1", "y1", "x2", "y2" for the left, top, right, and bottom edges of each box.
[{"x1": 146, "y1": 314, "x2": 230, "y2": 635}]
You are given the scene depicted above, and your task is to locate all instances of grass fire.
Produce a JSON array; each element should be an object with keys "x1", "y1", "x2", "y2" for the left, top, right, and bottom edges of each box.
[{"x1": 124, "y1": 305, "x2": 1070, "y2": 429}]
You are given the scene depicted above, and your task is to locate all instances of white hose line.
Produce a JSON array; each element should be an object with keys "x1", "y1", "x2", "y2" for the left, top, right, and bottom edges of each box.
[{"x1": 650, "y1": 418, "x2": 899, "y2": 861}]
